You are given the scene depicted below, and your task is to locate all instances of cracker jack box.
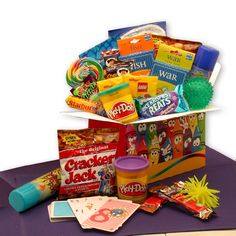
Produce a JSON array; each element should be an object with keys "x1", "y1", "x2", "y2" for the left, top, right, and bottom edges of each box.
[{"x1": 65, "y1": 107, "x2": 217, "y2": 184}]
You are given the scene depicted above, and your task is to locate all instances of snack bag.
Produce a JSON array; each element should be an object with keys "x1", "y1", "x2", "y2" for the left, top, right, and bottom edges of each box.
[
  {"x1": 152, "y1": 35, "x2": 202, "y2": 54},
  {"x1": 97, "y1": 76, "x2": 124, "y2": 92},
  {"x1": 57, "y1": 128, "x2": 120, "y2": 199},
  {"x1": 123, "y1": 74, "x2": 158, "y2": 98}
]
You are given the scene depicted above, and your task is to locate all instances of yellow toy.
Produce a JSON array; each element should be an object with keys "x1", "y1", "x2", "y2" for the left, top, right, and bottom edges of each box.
[{"x1": 181, "y1": 174, "x2": 220, "y2": 209}]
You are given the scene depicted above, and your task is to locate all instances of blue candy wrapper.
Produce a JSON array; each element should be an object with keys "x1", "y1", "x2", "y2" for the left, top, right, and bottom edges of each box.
[{"x1": 135, "y1": 85, "x2": 189, "y2": 119}]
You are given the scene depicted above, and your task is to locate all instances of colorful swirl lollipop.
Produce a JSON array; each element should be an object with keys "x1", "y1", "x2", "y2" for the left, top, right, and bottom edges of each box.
[{"x1": 66, "y1": 57, "x2": 104, "y2": 87}]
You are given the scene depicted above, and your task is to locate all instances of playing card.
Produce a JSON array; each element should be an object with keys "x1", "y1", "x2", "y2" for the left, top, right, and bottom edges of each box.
[
  {"x1": 82, "y1": 199, "x2": 140, "y2": 232},
  {"x1": 51, "y1": 201, "x2": 75, "y2": 218},
  {"x1": 68, "y1": 196, "x2": 115, "y2": 228},
  {"x1": 48, "y1": 203, "x2": 75, "y2": 223}
]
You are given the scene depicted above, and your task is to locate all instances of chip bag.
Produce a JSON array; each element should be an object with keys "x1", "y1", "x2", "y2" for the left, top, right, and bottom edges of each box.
[{"x1": 57, "y1": 128, "x2": 120, "y2": 199}]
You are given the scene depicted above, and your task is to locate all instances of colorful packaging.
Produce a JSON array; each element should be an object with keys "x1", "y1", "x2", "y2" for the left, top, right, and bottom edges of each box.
[
  {"x1": 151, "y1": 44, "x2": 195, "y2": 94},
  {"x1": 98, "y1": 83, "x2": 138, "y2": 123},
  {"x1": 104, "y1": 59, "x2": 133, "y2": 79},
  {"x1": 156, "y1": 44, "x2": 195, "y2": 70},
  {"x1": 70, "y1": 81, "x2": 98, "y2": 100},
  {"x1": 135, "y1": 85, "x2": 189, "y2": 119},
  {"x1": 99, "y1": 49, "x2": 133, "y2": 79},
  {"x1": 79, "y1": 37, "x2": 119, "y2": 62},
  {"x1": 89, "y1": 112, "x2": 206, "y2": 184},
  {"x1": 101, "y1": 49, "x2": 120, "y2": 67},
  {"x1": 152, "y1": 35, "x2": 202, "y2": 54},
  {"x1": 123, "y1": 74, "x2": 158, "y2": 98},
  {"x1": 114, "y1": 156, "x2": 149, "y2": 203},
  {"x1": 119, "y1": 51, "x2": 155, "y2": 76},
  {"x1": 139, "y1": 194, "x2": 166, "y2": 213},
  {"x1": 9, "y1": 168, "x2": 61, "y2": 212},
  {"x1": 57, "y1": 128, "x2": 120, "y2": 199},
  {"x1": 156, "y1": 181, "x2": 214, "y2": 220},
  {"x1": 190, "y1": 45, "x2": 219, "y2": 80},
  {"x1": 97, "y1": 76, "x2": 124, "y2": 92},
  {"x1": 117, "y1": 34, "x2": 155, "y2": 57},
  {"x1": 117, "y1": 33, "x2": 155, "y2": 76},
  {"x1": 66, "y1": 96, "x2": 97, "y2": 114}
]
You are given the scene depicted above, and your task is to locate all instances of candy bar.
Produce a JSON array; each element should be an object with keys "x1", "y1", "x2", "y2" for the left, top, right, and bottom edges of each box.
[
  {"x1": 65, "y1": 96, "x2": 97, "y2": 114},
  {"x1": 70, "y1": 82, "x2": 98, "y2": 100},
  {"x1": 153, "y1": 181, "x2": 214, "y2": 220},
  {"x1": 139, "y1": 194, "x2": 166, "y2": 213}
]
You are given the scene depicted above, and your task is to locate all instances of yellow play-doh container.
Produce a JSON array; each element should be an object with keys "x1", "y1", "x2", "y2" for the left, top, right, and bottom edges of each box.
[
  {"x1": 114, "y1": 156, "x2": 149, "y2": 203},
  {"x1": 98, "y1": 83, "x2": 138, "y2": 123}
]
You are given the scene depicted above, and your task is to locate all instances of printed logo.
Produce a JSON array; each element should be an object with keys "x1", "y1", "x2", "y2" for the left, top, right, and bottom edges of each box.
[
  {"x1": 138, "y1": 82, "x2": 148, "y2": 92},
  {"x1": 186, "y1": 54, "x2": 193, "y2": 60},
  {"x1": 64, "y1": 153, "x2": 115, "y2": 185},
  {"x1": 119, "y1": 182, "x2": 147, "y2": 196},
  {"x1": 107, "y1": 102, "x2": 136, "y2": 120},
  {"x1": 62, "y1": 133, "x2": 80, "y2": 145}
]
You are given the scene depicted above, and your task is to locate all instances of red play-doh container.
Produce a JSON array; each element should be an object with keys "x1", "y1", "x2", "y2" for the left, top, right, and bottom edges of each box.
[{"x1": 114, "y1": 156, "x2": 149, "y2": 203}]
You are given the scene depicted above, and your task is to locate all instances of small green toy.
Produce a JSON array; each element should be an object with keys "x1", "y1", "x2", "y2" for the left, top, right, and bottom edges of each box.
[{"x1": 183, "y1": 77, "x2": 214, "y2": 110}]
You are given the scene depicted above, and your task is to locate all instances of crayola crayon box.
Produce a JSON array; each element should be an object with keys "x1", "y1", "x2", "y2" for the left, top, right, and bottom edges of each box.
[{"x1": 87, "y1": 109, "x2": 208, "y2": 183}]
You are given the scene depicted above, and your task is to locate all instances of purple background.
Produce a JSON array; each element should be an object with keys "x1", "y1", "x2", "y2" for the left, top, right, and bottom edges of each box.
[{"x1": 1, "y1": 146, "x2": 236, "y2": 236}]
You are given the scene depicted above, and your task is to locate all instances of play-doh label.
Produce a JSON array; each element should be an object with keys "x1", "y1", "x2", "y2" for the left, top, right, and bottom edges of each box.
[
  {"x1": 107, "y1": 101, "x2": 136, "y2": 120},
  {"x1": 119, "y1": 182, "x2": 147, "y2": 197}
]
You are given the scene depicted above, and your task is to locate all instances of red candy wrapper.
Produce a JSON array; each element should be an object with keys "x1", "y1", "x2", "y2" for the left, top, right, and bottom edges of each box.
[
  {"x1": 139, "y1": 194, "x2": 166, "y2": 213},
  {"x1": 57, "y1": 128, "x2": 120, "y2": 199},
  {"x1": 149, "y1": 181, "x2": 214, "y2": 220},
  {"x1": 171, "y1": 193, "x2": 214, "y2": 220}
]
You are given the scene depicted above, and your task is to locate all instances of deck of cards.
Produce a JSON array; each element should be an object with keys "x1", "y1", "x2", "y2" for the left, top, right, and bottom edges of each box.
[
  {"x1": 48, "y1": 200, "x2": 75, "y2": 222},
  {"x1": 48, "y1": 196, "x2": 140, "y2": 232}
]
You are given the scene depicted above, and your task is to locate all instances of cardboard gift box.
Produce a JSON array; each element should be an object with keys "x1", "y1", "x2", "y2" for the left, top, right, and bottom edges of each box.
[{"x1": 65, "y1": 106, "x2": 217, "y2": 183}]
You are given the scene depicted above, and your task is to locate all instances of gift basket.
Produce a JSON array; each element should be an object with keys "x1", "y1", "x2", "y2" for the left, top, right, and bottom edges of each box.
[{"x1": 8, "y1": 21, "x2": 222, "y2": 233}]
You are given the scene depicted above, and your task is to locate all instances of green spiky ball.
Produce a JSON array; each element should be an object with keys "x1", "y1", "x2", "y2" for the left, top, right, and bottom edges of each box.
[{"x1": 183, "y1": 77, "x2": 214, "y2": 110}]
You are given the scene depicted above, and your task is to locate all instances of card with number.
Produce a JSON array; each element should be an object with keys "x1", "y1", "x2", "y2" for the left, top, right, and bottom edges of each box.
[
  {"x1": 68, "y1": 196, "x2": 115, "y2": 228},
  {"x1": 82, "y1": 199, "x2": 140, "y2": 232}
]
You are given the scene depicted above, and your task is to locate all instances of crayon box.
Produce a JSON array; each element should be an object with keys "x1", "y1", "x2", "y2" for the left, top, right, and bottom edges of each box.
[{"x1": 89, "y1": 111, "x2": 206, "y2": 183}]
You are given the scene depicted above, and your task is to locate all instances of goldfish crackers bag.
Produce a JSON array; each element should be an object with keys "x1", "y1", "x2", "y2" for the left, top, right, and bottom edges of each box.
[{"x1": 57, "y1": 128, "x2": 120, "y2": 199}]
